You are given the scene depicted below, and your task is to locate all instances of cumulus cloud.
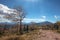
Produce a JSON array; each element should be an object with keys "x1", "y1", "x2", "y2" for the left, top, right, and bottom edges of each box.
[
  {"x1": 0, "y1": 4, "x2": 20, "y2": 22},
  {"x1": 0, "y1": 4, "x2": 26, "y2": 23},
  {"x1": 23, "y1": 16, "x2": 46, "y2": 23},
  {"x1": 22, "y1": 18, "x2": 46, "y2": 23},
  {"x1": 0, "y1": 4, "x2": 46, "y2": 23},
  {"x1": 41, "y1": 16, "x2": 46, "y2": 19},
  {"x1": 0, "y1": 18, "x2": 11, "y2": 22},
  {"x1": 54, "y1": 15, "x2": 60, "y2": 19},
  {"x1": 0, "y1": 4, "x2": 15, "y2": 14},
  {"x1": 0, "y1": 4, "x2": 18, "y2": 17},
  {"x1": 54, "y1": 15, "x2": 58, "y2": 19}
]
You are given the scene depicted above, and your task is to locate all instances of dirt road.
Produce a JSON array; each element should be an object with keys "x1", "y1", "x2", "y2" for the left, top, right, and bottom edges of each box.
[{"x1": 33, "y1": 30, "x2": 60, "y2": 40}]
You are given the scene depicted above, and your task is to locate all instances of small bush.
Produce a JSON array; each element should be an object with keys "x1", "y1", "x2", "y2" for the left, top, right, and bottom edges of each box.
[
  {"x1": 0, "y1": 31, "x2": 4, "y2": 37},
  {"x1": 57, "y1": 30, "x2": 60, "y2": 33},
  {"x1": 6, "y1": 37, "x2": 20, "y2": 40}
]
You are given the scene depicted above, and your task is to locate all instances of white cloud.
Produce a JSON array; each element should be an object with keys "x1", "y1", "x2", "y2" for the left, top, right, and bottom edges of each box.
[
  {"x1": 0, "y1": 4, "x2": 19, "y2": 22},
  {"x1": 0, "y1": 18, "x2": 11, "y2": 22},
  {"x1": 54, "y1": 15, "x2": 60, "y2": 19},
  {"x1": 41, "y1": 16, "x2": 46, "y2": 19},
  {"x1": 0, "y1": 4, "x2": 14, "y2": 14},
  {"x1": 0, "y1": 4, "x2": 46, "y2": 23},
  {"x1": 0, "y1": 4, "x2": 25, "y2": 23},
  {"x1": 23, "y1": 18, "x2": 46, "y2": 23},
  {"x1": 23, "y1": 16, "x2": 46, "y2": 23},
  {"x1": 0, "y1": 15, "x2": 4, "y2": 18},
  {"x1": 54, "y1": 15, "x2": 58, "y2": 19}
]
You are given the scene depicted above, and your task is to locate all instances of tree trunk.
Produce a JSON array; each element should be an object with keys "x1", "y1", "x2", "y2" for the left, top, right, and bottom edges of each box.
[{"x1": 19, "y1": 20, "x2": 23, "y2": 34}]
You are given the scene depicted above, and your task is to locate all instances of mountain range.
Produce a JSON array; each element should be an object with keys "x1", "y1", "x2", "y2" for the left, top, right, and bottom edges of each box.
[{"x1": 0, "y1": 21, "x2": 54, "y2": 28}]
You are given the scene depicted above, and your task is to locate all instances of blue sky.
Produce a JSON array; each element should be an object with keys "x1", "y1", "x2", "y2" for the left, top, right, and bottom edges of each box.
[{"x1": 0, "y1": 0, "x2": 60, "y2": 23}]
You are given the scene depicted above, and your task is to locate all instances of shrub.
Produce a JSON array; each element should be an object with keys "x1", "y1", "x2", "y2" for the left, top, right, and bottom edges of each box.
[
  {"x1": 6, "y1": 37, "x2": 20, "y2": 40},
  {"x1": 57, "y1": 30, "x2": 60, "y2": 33}
]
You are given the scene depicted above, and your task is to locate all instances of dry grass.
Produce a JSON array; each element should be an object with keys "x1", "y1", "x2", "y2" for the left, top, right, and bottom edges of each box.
[
  {"x1": 0, "y1": 30, "x2": 41, "y2": 40},
  {"x1": 0, "y1": 29, "x2": 60, "y2": 40}
]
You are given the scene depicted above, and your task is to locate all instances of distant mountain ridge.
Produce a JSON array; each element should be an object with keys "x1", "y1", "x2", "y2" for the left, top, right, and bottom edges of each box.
[
  {"x1": 0, "y1": 21, "x2": 53, "y2": 25},
  {"x1": 23, "y1": 21, "x2": 54, "y2": 27},
  {"x1": 37, "y1": 21, "x2": 53, "y2": 25},
  {"x1": 0, "y1": 21, "x2": 53, "y2": 28}
]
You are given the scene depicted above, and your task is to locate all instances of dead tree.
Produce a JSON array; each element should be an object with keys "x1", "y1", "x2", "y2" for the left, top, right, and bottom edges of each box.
[
  {"x1": 14, "y1": 6, "x2": 26, "y2": 34},
  {"x1": 3, "y1": 6, "x2": 26, "y2": 34}
]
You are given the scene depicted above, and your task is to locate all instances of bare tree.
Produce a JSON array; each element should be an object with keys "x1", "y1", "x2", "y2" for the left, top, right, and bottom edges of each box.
[
  {"x1": 15, "y1": 6, "x2": 26, "y2": 34},
  {"x1": 4, "y1": 6, "x2": 26, "y2": 34}
]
